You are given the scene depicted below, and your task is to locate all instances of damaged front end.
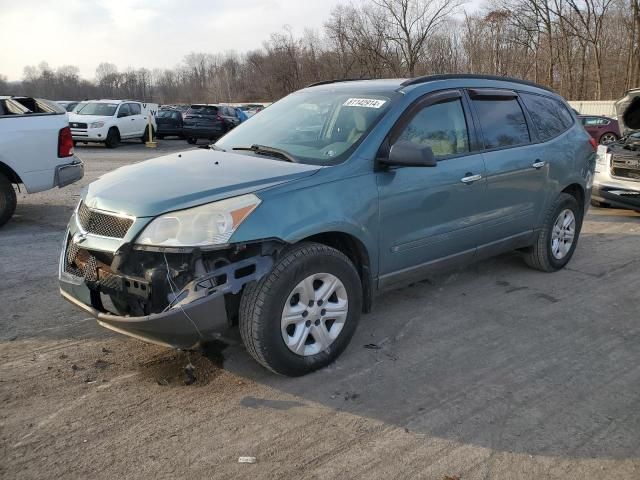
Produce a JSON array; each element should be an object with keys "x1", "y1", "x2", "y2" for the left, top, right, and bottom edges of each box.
[{"x1": 59, "y1": 210, "x2": 275, "y2": 349}]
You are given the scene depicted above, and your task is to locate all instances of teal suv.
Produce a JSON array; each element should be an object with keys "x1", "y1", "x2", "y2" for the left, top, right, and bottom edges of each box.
[{"x1": 59, "y1": 75, "x2": 596, "y2": 376}]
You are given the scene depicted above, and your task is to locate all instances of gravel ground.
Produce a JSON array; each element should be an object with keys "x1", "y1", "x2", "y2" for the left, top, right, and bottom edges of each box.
[{"x1": 1, "y1": 140, "x2": 639, "y2": 479}]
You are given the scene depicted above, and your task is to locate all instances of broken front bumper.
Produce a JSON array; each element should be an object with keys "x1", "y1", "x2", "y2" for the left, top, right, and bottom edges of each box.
[
  {"x1": 59, "y1": 227, "x2": 273, "y2": 349},
  {"x1": 592, "y1": 185, "x2": 640, "y2": 210}
]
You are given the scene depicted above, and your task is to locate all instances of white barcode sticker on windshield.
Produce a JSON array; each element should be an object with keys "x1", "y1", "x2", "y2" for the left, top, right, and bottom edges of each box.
[{"x1": 343, "y1": 98, "x2": 387, "y2": 108}]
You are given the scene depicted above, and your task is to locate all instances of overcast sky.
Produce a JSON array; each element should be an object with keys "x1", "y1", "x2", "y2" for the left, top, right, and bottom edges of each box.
[{"x1": 0, "y1": 0, "x2": 481, "y2": 81}]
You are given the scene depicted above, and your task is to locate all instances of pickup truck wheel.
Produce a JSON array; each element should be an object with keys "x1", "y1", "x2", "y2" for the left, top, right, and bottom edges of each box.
[
  {"x1": 0, "y1": 173, "x2": 17, "y2": 227},
  {"x1": 524, "y1": 193, "x2": 582, "y2": 272},
  {"x1": 105, "y1": 128, "x2": 120, "y2": 148},
  {"x1": 239, "y1": 242, "x2": 362, "y2": 376}
]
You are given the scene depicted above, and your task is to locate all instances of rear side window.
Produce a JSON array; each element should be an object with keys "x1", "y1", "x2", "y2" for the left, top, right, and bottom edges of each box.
[
  {"x1": 472, "y1": 98, "x2": 530, "y2": 149},
  {"x1": 581, "y1": 117, "x2": 609, "y2": 126},
  {"x1": 520, "y1": 93, "x2": 573, "y2": 141},
  {"x1": 128, "y1": 103, "x2": 141, "y2": 115},
  {"x1": 397, "y1": 98, "x2": 470, "y2": 157}
]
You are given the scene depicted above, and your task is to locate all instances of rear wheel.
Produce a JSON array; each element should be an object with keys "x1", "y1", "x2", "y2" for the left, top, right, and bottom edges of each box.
[
  {"x1": 524, "y1": 193, "x2": 582, "y2": 272},
  {"x1": 599, "y1": 132, "x2": 618, "y2": 145},
  {"x1": 239, "y1": 242, "x2": 362, "y2": 376},
  {"x1": 105, "y1": 128, "x2": 120, "y2": 148},
  {"x1": 0, "y1": 172, "x2": 17, "y2": 227},
  {"x1": 141, "y1": 126, "x2": 154, "y2": 143}
]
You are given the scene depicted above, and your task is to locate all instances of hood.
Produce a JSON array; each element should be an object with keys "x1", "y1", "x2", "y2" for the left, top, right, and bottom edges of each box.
[
  {"x1": 83, "y1": 149, "x2": 321, "y2": 217},
  {"x1": 68, "y1": 113, "x2": 112, "y2": 123},
  {"x1": 615, "y1": 89, "x2": 640, "y2": 136}
]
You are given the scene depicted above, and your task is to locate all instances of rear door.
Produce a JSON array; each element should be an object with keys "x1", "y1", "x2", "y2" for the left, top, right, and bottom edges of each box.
[
  {"x1": 468, "y1": 89, "x2": 544, "y2": 246},
  {"x1": 127, "y1": 103, "x2": 145, "y2": 136},
  {"x1": 377, "y1": 90, "x2": 487, "y2": 288},
  {"x1": 116, "y1": 103, "x2": 135, "y2": 137}
]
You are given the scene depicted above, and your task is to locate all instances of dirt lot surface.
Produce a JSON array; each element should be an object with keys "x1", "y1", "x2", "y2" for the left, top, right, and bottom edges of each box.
[{"x1": 1, "y1": 140, "x2": 639, "y2": 479}]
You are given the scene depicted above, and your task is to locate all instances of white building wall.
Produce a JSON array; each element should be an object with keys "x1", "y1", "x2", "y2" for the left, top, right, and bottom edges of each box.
[{"x1": 568, "y1": 101, "x2": 617, "y2": 117}]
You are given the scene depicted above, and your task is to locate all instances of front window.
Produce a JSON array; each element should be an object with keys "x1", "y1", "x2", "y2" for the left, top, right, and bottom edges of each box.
[
  {"x1": 216, "y1": 90, "x2": 395, "y2": 164},
  {"x1": 397, "y1": 98, "x2": 470, "y2": 157},
  {"x1": 77, "y1": 102, "x2": 118, "y2": 116}
]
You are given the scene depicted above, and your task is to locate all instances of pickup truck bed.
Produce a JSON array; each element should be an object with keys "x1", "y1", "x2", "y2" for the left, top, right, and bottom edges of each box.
[{"x1": 0, "y1": 96, "x2": 84, "y2": 226}]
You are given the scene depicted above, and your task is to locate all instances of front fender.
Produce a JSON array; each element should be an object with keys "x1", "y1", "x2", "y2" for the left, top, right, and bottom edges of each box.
[{"x1": 231, "y1": 171, "x2": 380, "y2": 276}]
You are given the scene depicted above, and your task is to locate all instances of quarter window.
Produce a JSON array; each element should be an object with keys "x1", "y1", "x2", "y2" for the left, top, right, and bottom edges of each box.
[
  {"x1": 397, "y1": 98, "x2": 470, "y2": 157},
  {"x1": 520, "y1": 93, "x2": 573, "y2": 140},
  {"x1": 472, "y1": 98, "x2": 530, "y2": 149}
]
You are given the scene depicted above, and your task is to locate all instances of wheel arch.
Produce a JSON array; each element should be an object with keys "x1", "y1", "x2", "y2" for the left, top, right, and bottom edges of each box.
[
  {"x1": 561, "y1": 183, "x2": 585, "y2": 211},
  {"x1": 0, "y1": 161, "x2": 22, "y2": 184},
  {"x1": 297, "y1": 231, "x2": 374, "y2": 313}
]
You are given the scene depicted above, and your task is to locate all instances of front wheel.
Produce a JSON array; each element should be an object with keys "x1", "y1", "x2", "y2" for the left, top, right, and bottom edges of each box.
[
  {"x1": 239, "y1": 242, "x2": 362, "y2": 376},
  {"x1": 105, "y1": 128, "x2": 120, "y2": 148},
  {"x1": 524, "y1": 193, "x2": 582, "y2": 272}
]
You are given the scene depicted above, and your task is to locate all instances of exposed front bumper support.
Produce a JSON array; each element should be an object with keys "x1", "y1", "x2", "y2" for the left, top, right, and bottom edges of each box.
[{"x1": 593, "y1": 185, "x2": 640, "y2": 210}]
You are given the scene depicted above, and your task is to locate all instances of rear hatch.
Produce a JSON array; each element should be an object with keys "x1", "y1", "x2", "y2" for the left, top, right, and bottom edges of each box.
[{"x1": 184, "y1": 105, "x2": 220, "y2": 128}]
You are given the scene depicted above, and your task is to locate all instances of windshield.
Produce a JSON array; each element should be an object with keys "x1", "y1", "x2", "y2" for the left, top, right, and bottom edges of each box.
[
  {"x1": 216, "y1": 91, "x2": 394, "y2": 164},
  {"x1": 76, "y1": 102, "x2": 118, "y2": 116}
]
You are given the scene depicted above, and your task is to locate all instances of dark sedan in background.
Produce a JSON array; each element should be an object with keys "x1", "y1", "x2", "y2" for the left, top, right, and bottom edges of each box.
[
  {"x1": 155, "y1": 109, "x2": 184, "y2": 139},
  {"x1": 579, "y1": 115, "x2": 621, "y2": 145}
]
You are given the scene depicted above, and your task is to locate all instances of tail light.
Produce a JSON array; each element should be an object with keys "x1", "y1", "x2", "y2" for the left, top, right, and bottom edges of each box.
[
  {"x1": 589, "y1": 137, "x2": 598, "y2": 151},
  {"x1": 58, "y1": 126, "x2": 74, "y2": 158}
]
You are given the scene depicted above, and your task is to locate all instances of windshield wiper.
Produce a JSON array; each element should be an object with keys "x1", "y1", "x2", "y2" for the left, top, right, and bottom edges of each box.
[{"x1": 232, "y1": 144, "x2": 298, "y2": 163}]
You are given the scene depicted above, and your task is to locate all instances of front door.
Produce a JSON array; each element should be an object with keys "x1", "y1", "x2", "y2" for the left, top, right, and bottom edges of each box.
[{"x1": 377, "y1": 90, "x2": 486, "y2": 289}]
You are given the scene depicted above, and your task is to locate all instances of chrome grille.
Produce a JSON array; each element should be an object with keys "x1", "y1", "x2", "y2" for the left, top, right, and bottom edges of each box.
[{"x1": 77, "y1": 202, "x2": 134, "y2": 238}]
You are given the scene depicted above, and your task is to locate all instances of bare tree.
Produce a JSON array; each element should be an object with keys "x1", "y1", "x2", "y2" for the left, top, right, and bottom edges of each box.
[{"x1": 372, "y1": 0, "x2": 465, "y2": 76}]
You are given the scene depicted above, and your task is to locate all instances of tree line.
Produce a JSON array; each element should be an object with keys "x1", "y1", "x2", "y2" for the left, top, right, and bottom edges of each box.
[{"x1": 1, "y1": 0, "x2": 638, "y2": 103}]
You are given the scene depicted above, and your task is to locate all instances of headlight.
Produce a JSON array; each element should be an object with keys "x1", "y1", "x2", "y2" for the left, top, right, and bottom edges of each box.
[
  {"x1": 136, "y1": 194, "x2": 261, "y2": 247},
  {"x1": 90, "y1": 121, "x2": 105, "y2": 129}
]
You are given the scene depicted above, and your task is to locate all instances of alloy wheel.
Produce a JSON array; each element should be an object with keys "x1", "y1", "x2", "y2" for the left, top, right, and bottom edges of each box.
[
  {"x1": 281, "y1": 272, "x2": 349, "y2": 356},
  {"x1": 551, "y1": 209, "x2": 576, "y2": 260}
]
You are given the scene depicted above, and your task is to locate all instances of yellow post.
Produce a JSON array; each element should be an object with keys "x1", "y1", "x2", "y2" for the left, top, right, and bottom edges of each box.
[{"x1": 145, "y1": 113, "x2": 157, "y2": 148}]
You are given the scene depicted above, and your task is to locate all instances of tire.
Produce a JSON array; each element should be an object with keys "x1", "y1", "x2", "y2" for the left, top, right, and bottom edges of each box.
[
  {"x1": 590, "y1": 199, "x2": 610, "y2": 208},
  {"x1": 186, "y1": 137, "x2": 197, "y2": 145},
  {"x1": 0, "y1": 172, "x2": 17, "y2": 227},
  {"x1": 105, "y1": 128, "x2": 120, "y2": 148},
  {"x1": 524, "y1": 193, "x2": 582, "y2": 272},
  {"x1": 599, "y1": 132, "x2": 618, "y2": 145},
  {"x1": 141, "y1": 126, "x2": 154, "y2": 143},
  {"x1": 239, "y1": 242, "x2": 362, "y2": 376}
]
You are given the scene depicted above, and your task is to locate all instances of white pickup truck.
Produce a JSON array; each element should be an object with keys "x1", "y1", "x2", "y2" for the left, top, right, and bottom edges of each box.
[
  {"x1": 0, "y1": 96, "x2": 84, "y2": 226},
  {"x1": 68, "y1": 99, "x2": 158, "y2": 148}
]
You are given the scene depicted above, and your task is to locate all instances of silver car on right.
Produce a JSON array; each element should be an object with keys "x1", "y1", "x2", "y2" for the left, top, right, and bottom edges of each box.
[{"x1": 592, "y1": 88, "x2": 640, "y2": 212}]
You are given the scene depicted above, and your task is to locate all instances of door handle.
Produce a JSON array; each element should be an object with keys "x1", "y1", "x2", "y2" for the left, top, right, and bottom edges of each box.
[
  {"x1": 532, "y1": 160, "x2": 546, "y2": 169},
  {"x1": 461, "y1": 174, "x2": 482, "y2": 184}
]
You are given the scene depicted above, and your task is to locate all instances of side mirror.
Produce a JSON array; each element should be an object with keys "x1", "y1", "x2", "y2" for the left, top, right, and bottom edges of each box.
[
  {"x1": 382, "y1": 141, "x2": 437, "y2": 167},
  {"x1": 117, "y1": 111, "x2": 128, "y2": 118}
]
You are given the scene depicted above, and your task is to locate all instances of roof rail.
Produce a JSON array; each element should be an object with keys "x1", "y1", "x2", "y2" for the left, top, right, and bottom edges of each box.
[
  {"x1": 401, "y1": 74, "x2": 555, "y2": 93},
  {"x1": 306, "y1": 78, "x2": 370, "y2": 88}
]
